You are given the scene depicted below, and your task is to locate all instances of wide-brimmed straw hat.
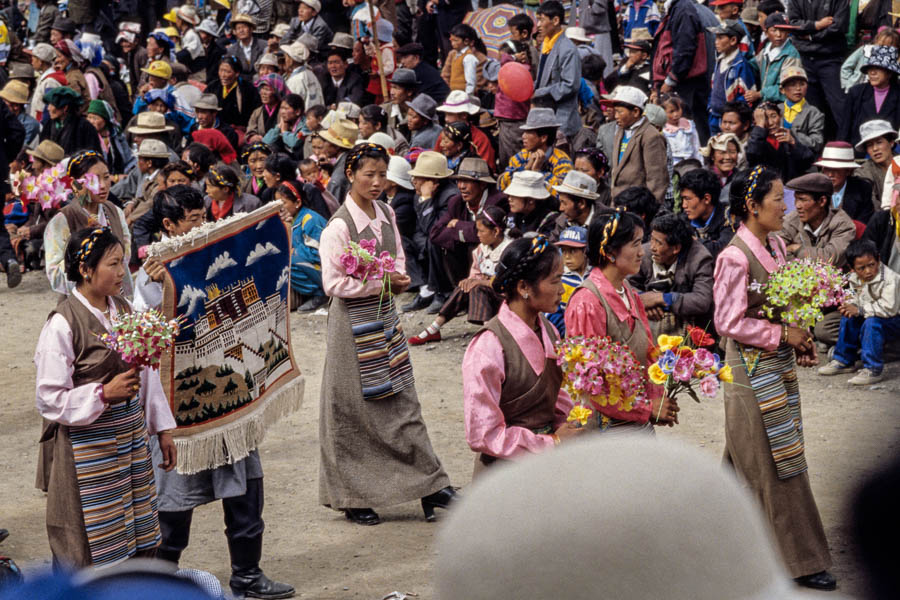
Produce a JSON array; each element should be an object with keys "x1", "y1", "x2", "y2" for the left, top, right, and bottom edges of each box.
[
  {"x1": 453, "y1": 158, "x2": 495, "y2": 184},
  {"x1": 26, "y1": 140, "x2": 65, "y2": 165},
  {"x1": 127, "y1": 111, "x2": 176, "y2": 134},
  {"x1": 230, "y1": 13, "x2": 256, "y2": 27},
  {"x1": 319, "y1": 119, "x2": 359, "y2": 149},
  {"x1": 856, "y1": 119, "x2": 899, "y2": 151},
  {"x1": 552, "y1": 170, "x2": 599, "y2": 200},
  {"x1": 408, "y1": 151, "x2": 453, "y2": 179},
  {"x1": 0, "y1": 80, "x2": 29, "y2": 104},
  {"x1": 813, "y1": 142, "x2": 861, "y2": 170},
  {"x1": 504, "y1": 170, "x2": 550, "y2": 199}
]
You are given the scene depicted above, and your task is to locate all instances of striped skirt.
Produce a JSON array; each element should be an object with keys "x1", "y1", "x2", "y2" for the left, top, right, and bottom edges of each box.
[
  {"x1": 68, "y1": 395, "x2": 161, "y2": 567},
  {"x1": 345, "y1": 294, "x2": 414, "y2": 401}
]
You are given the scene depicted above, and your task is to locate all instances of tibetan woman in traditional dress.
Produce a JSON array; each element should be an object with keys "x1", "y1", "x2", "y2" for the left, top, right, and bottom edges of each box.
[
  {"x1": 318, "y1": 143, "x2": 456, "y2": 526},
  {"x1": 565, "y1": 212, "x2": 679, "y2": 431},
  {"x1": 462, "y1": 236, "x2": 584, "y2": 475},
  {"x1": 713, "y1": 166, "x2": 836, "y2": 591},
  {"x1": 33, "y1": 227, "x2": 176, "y2": 569}
]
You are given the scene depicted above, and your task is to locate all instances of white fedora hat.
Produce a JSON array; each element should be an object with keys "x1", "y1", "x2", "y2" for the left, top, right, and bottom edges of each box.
[
  {"x1": 552, "y1": 170, "x2": 599, "y2": 200},
  {"x1": 814, "y1": 141, "x2": 861, "y2": 170},
  {"x1": 504, "y1": 170, "x2": 550, "y2": 199},
  {"x1": 386, "y1": 155, "x2": 414, "y2": 190},
  {"x1": 600, "y1": 85, "x2": 648, "y2": 110},
  {"x1": 437, "y1": 90, "x2": 479, "y2": 115},
  {"x1": 565, "y1": 26, "x2": 593, "y2": 43},
  {"x1": 856, "y1": 119, "x2": 898, "y2": 151}
]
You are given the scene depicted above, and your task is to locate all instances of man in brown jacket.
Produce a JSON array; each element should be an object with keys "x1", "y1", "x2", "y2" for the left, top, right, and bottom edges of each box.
[
  {"x1": 780, "y1": 173, "x2": 858, "y2": 346},
  {"x1": 606, "y1": 86, "x2": 669, "y2": 203}
]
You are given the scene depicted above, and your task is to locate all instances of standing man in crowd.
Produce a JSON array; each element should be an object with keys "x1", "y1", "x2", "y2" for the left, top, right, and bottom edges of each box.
[{"x1": 532, "y1": 1, "x2": 583, "y2": 143}]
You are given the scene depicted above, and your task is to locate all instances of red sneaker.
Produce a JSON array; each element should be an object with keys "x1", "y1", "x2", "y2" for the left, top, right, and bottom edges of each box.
[{"x1": 408, "y1": 330, "x2": 441, "y2": 345}]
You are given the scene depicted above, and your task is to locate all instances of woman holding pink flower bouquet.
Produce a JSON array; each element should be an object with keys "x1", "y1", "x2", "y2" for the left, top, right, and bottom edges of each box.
[
  {"x1": 317, "y1": 143, "x2": 456, "y2": 527},
  {"x1": 713, "y1": 166, "x2": 836, "y2": 591}
]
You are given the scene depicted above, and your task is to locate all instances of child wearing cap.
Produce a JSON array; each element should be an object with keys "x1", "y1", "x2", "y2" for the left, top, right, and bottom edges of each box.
[
  {"x1": 707, "y1": 20, "x2": 758, "y2": 135},
  {"x1": 819, "y1": 239, "x2": 900, "y2": 385},
  {"x1": 544, "y1": 225, "x2": 591, "y2": 337},
  {"x1": 409, "y1": 205, "x2": 513, "y2": 345},
  {"x1": 746, "y1": 12, "x2": 802, "y2": 104}
]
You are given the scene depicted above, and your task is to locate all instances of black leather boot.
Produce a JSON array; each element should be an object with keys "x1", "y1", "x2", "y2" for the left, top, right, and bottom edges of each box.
[
  {"x1": 421, "y1": 486, "x2": 459, "y2": 522},
  {"x1": 228, "y1": 535, "x2": 295, "y2": 599}
]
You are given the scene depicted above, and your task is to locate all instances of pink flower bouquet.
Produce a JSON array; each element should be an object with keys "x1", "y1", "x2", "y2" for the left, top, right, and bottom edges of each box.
[
  {"x1": 99, "y1": 310, "x2": 182, "y2": 370},
  {"x1": 555, "y1": 336, "x2": 649, "y2": 426},
  {"x1": 11, "y1": 165, "x2": 97, "y2": 211},
  {"x1": 340, "y1": 238, "x2": 396, "y2": 284}
]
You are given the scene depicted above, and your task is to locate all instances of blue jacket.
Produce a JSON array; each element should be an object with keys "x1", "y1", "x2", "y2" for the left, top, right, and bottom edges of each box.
[
  {"x1": 291, "y1": 207, "x2": 326, "y2": 272},
  {"x1": 709, "y1": 51, "x2": 758, "y2": 116},
  {"x1": 756, "y1": 39, "x2": 802, "y2": 103}
]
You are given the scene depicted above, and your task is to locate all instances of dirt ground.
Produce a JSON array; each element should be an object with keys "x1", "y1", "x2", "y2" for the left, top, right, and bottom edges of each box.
[{"x1": 1, "y1": 272, "x2": 899, "y2": 599}]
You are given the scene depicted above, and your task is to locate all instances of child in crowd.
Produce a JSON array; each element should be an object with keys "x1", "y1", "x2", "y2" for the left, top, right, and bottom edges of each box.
[
  {"x1": 409, "y1": 205, "x2": 513, "y2": 345},
  {"x1": 506, "y1": 13, "x2": 539, "y2": 77},
  {"x1": 441, "y1": 24, "x2": 488, "y2": 95},
  {"x1": 545, "y1": 225, "x2": 591, "y2": 337},
  {"x1": 299, "y1": 157, "x2": 330, "y2": 190},
  {"x1": 840, "y1": 28, "x2": 900, "y2": 92},
  {"x1": 661, "y1": 94, "x2": 702, "y2": 163},
  {"x1": 819, "y1": 240, "x2": 900, "y2": 385},
  {"x1": 278, "y1": 179, "x2": 328, "y2": 312},
  {"x1": 708, "y1": 20, "x2": 758, "y2": 135},
  {"x1": 302, "y1": 104, "x2": 328, "y2": 157}
]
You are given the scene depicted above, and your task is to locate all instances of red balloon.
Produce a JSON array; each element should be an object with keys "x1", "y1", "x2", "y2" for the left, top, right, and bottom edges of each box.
[{"x1": 498, "y1": 61, "x2": 534, "y2": 103}]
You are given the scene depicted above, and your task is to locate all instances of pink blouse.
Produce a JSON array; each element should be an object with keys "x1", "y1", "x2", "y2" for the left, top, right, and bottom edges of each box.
[
  {"x1": 564, "y1": 268, "x2": 659, "y2": 423},
  {"x1": 319, "y1": 197, "x2": 407, "y2": 299},
  {"x1": 462, "y1": 302, "x2": 573, "y2": 459},
  {"x1": 714, "y1": 224, "x2": 786, "y2": 351},
  {"x1": 33, "y1": 290, "x2": 176, "y2": 435}
]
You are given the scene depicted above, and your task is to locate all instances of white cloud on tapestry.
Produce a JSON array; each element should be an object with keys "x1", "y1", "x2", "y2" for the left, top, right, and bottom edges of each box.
[
  {"x1": 206, "y1": 251, "x2": 237, "y2": 279},
  {"x1": 246, "y1": 242, "x2": 281, "y2": 266}
]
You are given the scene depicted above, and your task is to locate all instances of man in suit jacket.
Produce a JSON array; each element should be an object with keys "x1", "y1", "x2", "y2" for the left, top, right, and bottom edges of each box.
[
  {"x1": 532, "y1": 1, "x2": 582, "y2": 140},
  {"x1": 397, "y1": 43, "x2": 450, "y2": 105},
  {"x1": 780, "y1": 173, "x2": 858, "y2": 268},
  {"x1": 321, "y1": 48, "x2": 367, "y2": 107},
  {"x1": 607, "y1": 86, "x2": 669, "y2": 203},
  {"x1": 281, "y1": 0, "x2": 333, "y2": 53},
  {"x1": 225, "y1": 14, "x2": 268, "y2": 75},
  {"x1": 814, "y1": 142, "x2": 876, "y2": 225}
]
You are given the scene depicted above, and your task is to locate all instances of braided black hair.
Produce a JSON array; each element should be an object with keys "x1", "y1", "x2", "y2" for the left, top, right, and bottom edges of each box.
[
  {"x1": 346, "y1": 142, "x2": 389, "y2": 174},
  {"x1": 492, "y1": 235, "x2": 561, "y2": 299},
  {"x1": 728, "y1": 166, "x2": 781, "y2": 221},
  {"x1": 67, "y1": 150, "x2": 105, "y2": 179},
  {"x1": 587, "y1": 211, "x2": 644, "y2": 267},
  {"x1": 64, "y1": 227, "x2": 121, "y2": 285}
]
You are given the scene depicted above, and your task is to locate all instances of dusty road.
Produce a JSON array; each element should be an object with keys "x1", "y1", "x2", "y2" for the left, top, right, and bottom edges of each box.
[{"x1": 1, "y1": 272, "x2": 898, "y2": 598}]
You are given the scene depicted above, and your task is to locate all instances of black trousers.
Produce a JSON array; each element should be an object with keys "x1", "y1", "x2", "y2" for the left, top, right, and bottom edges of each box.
[
  {"x1": 800, "y1": 55, "x2": 846, "y2": 139},
  {"x1": 0, "y1": 227, "x2": 14, "y2": 266},
  {"x1": 158, "y1": 477, "x2": 265, "y2": 564},
  {"x1": 426, "y1": 242, "x2": 471, "y2": 297},
  {"x1": 676, "y1": 76, "x2": 711, "y2": 145}
]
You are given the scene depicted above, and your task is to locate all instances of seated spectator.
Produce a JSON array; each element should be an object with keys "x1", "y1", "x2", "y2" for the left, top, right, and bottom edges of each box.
[
  {"x1": 545, "y1": 225, "x2": 592, "y2": 337},
  {"x1": 189, "y1": 92, "x2": 239, "y2": 152},
  {"x1": 86, "y1": 99, "x2": 134, "y2": 176},
  {"x1": 616, "y1": 37, "x2": 652, "y2": 94},
  {"x1": 814, "y1": 142, "x2": 875, "y2": 225},
  {"x1": 359, "y1": 104, "x2": 409, "y2": 155},
  {"x1": 241, "y1": 141, "x2": 272, "y2": 198},
  {"x1": 410, "y1": 205, "x2": 512, "y2": 345},
  {"x1": 262, "y1": 93, "x2": 306, "y2": 159},
  {"x1": 204, "y1": 164, "x2": 261, "y2": 221},
  {"x1": 383, "y1": 68, "x2": 416, "y2": 139},
  {"x1": 395, "y1": 42, "x2": 451, "y2": 105},
  {"x1": 38, "y1": 86, "x2": 101, "y2": 154},
  {"x1": 746, "y1": 101, "x2": 815, "y2": 181},
  {"x1": 440, "y1": 121, "x2": 479, "y2": 173},
  {"x1": 263, "y1": 151, "x2": 331, "y2": 218},
  {"x1": 819, "y1": 239, "x2": 900, "y2": 386},
  {"x1": 719, "y1": 100, "x2": 753, "y2": 168},
  {"x1": 1, "y1": 80, "x2": 39, "y2": 147},
  {"x1": 778, "y1": 66, "x2": 825, "y2": 155},
  {"x1": 322, "y1": 47, "x2": 367, "y2": 107},
  {"x1": 302, "y1": 104, "x2": 328, "y2": 157},
  {"x1": 748, "y1": 12, "x2": 802, "y2": 104},
  {"x1": 206, "y1": 55, "x2": 261, "y2": 130},
  {"x1": 550, "y1": 170, "x2": 609, "y2": 241},
  {"x1": 839, "y1": 45, "x2": 900, "y2": 151},
  {"x1": 840, "y1": 27, "x2": 900, "y2": 92},
  {"x1": 246, "y1": 73, "x2": 286, "y2": 143},
  {"x1": 277, "y1": 179, "x2": 328, "y2": 312},
  {"x1": 498, "y1": 107, "x2": 573, "y2": 197},
  {"x1": 321, "y1": 118, "x2": 359, "y2": 202},
  {"x1": 701, "y1": 132, "x2": 741, "y2": 200},
  {"x1": 282, "y1": 0, "x2": 333, "y2": 52},
  {"x1": 780, "y1": 173, "x2": 856, "y2": 267},
  {"x1": 629, "y1": 212, "x2": 714, "y2": 338},
  {"x1": 406, "y1": 93, "x2": 441, "y2": 150},
  {"x1": 435, "y1": 91, "x2": 496, "y2": 168},
  {"x1": 855, "y1": 119, "x2": 896, "y2": 210},
  {"x1": 572, "y1": 147, "x2": 611, "y2": 207},
  {"x1": 429, "y1": 157, "x2": 505, "y2": 309},
  {"x1": 660, "y1": 94, "x2": 701, "y2": 163},
  {"x1": 612, "y1": 185, "x2": 658, "y2": 242},
  {"x1": 505, "y1": 170, "x2": 559, "y2": 238},
  {"x1": 606, "y1": 86, "x2": 668, "y2": 203},
  {"x1": 402, "y1": 151, "x2": 458, "y2": 313},
  {"x1": 678, "y1": 167, "x2": 733, "y2": 259},
  {"x1": 706, "y1": 20, "x2": 758, "y2": 134},
  {"x1": 125, "y1": 139, "x2": 170, "y2": 227},
  {"x1": 281, "y1": 41, "x2": 325, "y2": 110},
  {"x1": 25, "y1": 139, "x2": 64, "y2": 175}
]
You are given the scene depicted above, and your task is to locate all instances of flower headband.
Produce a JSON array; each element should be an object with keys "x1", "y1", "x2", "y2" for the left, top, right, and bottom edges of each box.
[
  {"x1": 75, "y1": 227, "x2": 108, "y2": 264},
  {"x1": 744, "y1": 165, "x2": 764, "y2": 208},
  {"x1": 598, "y1": 211, "x2": 622, "y2": 259},
  {"x1": 346, "y1": 142, "x2": 388, "y2": 173},
  {"x1": 208, "y1": 167, "x2": 235, "y2": 188},
  {"x1": 530, "y1": 235, "x2": 549, "y2": 256},
  {"x1": 241, "y1": 142, "x2": 272, "y2": 161}
]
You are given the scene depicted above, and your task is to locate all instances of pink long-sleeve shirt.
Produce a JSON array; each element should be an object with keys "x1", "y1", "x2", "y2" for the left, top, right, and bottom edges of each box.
[
  {"x1": 563, "y1": 268, "x2": 660, "y2": 424},
  {"x1": 713, "y1": 224, "x2": 785, "y2": 351},
  {"x1": 462, "y1": 302, "x2": 574, "y2": 459},
  {"x1": 33, "y1": 289, "x2": 176, "y2": 435},
  {"x1": 319, "y1": 197, "x2": 407, "y2": 299}
]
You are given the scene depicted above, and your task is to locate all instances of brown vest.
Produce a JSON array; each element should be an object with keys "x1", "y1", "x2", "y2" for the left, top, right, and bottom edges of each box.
[
  {"x1": 448, "y1": 49, "x2": 488, "y2": 92},
  {"x1": 60, "y1": 201, "x2": 127, "y2": 252},
  {"x1": 36, "y1": 294, "x2": 133, "y2": 491},
  {"x1": 481, "y1": 314, "x2": 562, "y2": 434},
  {"x1": 727, "y1": 234, "x2": 773, "y2": 321}
]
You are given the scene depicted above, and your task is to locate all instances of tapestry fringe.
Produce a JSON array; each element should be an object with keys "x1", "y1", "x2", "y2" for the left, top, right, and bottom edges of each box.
[{"x1": 173, "y1": 377, "x2": 305, "y2": 475}]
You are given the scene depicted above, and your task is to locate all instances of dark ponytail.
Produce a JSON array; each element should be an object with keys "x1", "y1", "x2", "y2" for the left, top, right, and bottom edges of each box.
[{"x1": 492, "y1": 235, "x2": 560, "y2": 298}]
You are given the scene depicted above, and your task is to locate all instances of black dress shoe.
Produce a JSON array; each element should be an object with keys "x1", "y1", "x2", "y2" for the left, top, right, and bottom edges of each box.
[
  {"x1": 421, "y1": 486, "x2": 459, "y2": 522},
  {"x1": 230, "y1": 572, "x2": 295, "y2": 599},
  {"x1": 401, "y1": 294, "x2": 432, "y2": 312},
  {"x1": 425, "y1": 295, "x2": 446, "y2": 315},
  {"x1": 794, "y1": 570, "x2": 837, "y2": 591},
  {"x1": 0, "y1": 528, "x2": 8, "y2": 544},
  {"x1": 343, "y1": 507, "x2": 381, "y2": 525},
  {"x1": 6, "y1": 260, "x2": 21, "y2": 289}
]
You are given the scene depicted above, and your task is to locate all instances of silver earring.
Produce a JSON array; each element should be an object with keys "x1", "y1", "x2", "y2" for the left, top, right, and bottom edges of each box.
[
  {"x1": 523, "y1": 293, "x2": 529, "y2": 299},
  {"x1": 753, "y1": 211, "x2": 759, "y2": 216},
  {"x1": 610, "y1": 256, "x2": 615, "y2": 263}
]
